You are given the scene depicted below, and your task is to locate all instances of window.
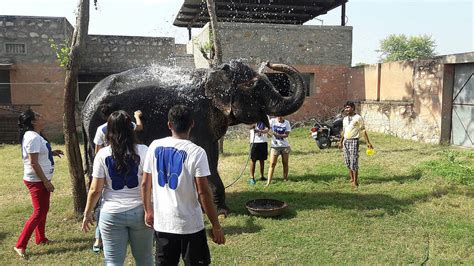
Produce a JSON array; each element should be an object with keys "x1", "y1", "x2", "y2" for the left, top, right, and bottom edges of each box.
[
  {"x1": 300, "y1": 73, "x2": 315, "y2": 97},
  {"x1": 0, "y1": 70, "x2": 11, "y2": 104},
  {"x1": 5, "y1": 43, "x2": 26, "y2": 54}
]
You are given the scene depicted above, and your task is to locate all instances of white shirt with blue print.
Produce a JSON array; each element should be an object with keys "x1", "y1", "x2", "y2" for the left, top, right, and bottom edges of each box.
[
  {"x1": 92, "y1": 144, "x2": 148, "y2": 213},
  {"x1": 143, "y1": 136, "x2": 211, "y2": 234},
  {"x1": 22, "y1": 131, "x2": 55, "y2": 182},
  {"x1": 270, "y1": 118, "x2": 291, "y2": 148}
]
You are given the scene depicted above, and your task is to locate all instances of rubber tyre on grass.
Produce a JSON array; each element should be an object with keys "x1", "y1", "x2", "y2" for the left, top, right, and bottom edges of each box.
[{"x1": 316, "y1": 136, "x2": 331, "y2": 149}]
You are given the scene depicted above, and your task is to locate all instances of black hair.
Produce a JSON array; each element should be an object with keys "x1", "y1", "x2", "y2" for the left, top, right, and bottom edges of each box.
[
  {"x1": 18, "y1": 109, "x2": 36, "y2": 143},
  {"x1": 344, "y1": 101, "x2": 356, "y2": 109},
  {"x1": 100, "y1": 102, "x2": 119, "y2": 120},
  {"x1": 168, "y1": 105, "x2": 193, "y2": 134},
  {"x1": 106, "y1": 110, "x2": 139, "y2": 173}
]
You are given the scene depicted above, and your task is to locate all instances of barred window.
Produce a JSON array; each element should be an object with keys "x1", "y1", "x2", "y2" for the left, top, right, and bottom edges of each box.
[{"x1": 5, "y1": 43, "x2": 26, "y2": 54}]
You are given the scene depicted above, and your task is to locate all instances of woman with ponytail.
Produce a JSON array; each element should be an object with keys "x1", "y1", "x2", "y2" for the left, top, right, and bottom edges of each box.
[
  {"x1": 82, "y1": 110, "x2": 153, "y2": 265},
  {"x1": 14, "y1": 109, "x2": 63, "y2": 258}
]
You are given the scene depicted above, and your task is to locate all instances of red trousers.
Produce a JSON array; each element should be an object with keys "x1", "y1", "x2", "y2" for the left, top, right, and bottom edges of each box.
[{"x1": 16, "y1": 180, "x2": 51, "y2": 249}]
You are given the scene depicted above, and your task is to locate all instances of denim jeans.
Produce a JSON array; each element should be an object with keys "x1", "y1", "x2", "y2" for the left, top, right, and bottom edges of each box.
[{"x1": 99, "y1": 205, "x2": 153, "y2": 266}]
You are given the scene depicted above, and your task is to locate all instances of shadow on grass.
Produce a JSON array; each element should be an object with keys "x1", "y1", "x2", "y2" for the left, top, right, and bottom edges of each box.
[
  {"x1": 223, "y1": 217, "x2": 265, "y2": 235},
  {"x1": 0, "y1": 232, "x2": 7, "y2": 244},
  {"x1": 363, "y1": 171, "x2": 423, "y2": 185},
  {"x1": 29, "y1": 236, "x2": 91, "y2": 256},
  {"x1": 227, "y1": 186, "x2": 451, "y2": 218}
]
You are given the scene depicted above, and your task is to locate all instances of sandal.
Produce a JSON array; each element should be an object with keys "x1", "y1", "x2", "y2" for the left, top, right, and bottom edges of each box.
[
  {"x1": 13, "y1": 247, "x2": 27, "y2": 259},
  {"x1": 92, "y1": 245, "x2": 102, "y2": 253}
]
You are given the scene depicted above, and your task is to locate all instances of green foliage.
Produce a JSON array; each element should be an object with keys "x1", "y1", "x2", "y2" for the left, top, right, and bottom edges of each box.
[
  {"x1": 377, "y1": 34, "x2": 436, "y2": 62},
  {"x1": 49, "y1": 38, "x2": 71, "y2": 68},
  {"x1": 417, "y1": 150, "x2": 473, "y2": 185}
]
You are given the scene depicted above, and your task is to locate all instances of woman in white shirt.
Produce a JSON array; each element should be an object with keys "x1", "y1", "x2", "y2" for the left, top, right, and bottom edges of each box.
[
  {"x1": 14, "y1": 109, "x2": 63, "y2": 258},
  {"x1": 82, "y1": 110, "x2": 153, "y2": 266}
]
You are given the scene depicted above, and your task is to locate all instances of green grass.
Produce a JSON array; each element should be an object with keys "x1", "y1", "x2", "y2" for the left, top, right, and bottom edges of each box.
[{"x1": 0, "y1": 129, "x2": 473, "y2": 264}]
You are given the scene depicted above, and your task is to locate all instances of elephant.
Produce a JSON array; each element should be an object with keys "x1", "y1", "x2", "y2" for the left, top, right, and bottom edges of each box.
[{"x1": 81, "y1": 61, "x2": 306, "y2": 215}]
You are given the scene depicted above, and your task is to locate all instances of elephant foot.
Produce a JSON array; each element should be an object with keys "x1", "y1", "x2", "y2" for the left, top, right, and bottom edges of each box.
[{"x1": 216, "y1": 205, "x2": 230, "y2": 218}]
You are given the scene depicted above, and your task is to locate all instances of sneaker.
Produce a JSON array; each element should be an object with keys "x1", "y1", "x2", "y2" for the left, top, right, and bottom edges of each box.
[
  {"x1": 248, "y1": 178, "x2": 256, "y2": 185},
  {"x1": 259, "y1": 177, "x2": 267, "y2": 181},
  {"x1": 13, "y1": 247, "x2": 27, "y2": 259},
  {"x1": 92, "y1": 245, "x2": 102, "y2": 253}
]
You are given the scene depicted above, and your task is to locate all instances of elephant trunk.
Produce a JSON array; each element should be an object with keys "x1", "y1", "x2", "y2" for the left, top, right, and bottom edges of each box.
[{"x1": 261, "y1": 63, "x2": 306, "y2": 116}]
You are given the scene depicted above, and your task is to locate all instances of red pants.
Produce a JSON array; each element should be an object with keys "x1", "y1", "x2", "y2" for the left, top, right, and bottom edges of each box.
[{"x1": 16, "y1": 180, "x2": 51, "y2": 249}]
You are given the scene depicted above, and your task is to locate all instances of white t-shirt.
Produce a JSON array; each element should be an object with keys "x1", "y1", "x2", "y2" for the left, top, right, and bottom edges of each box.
[
  {"x1": 93, "y1": 122, "x2": 136, "y2": 146},
  {"x1": 270, "y1": 118, "x2": 291, "y2": 147},
  {"x1": 92, "y1": 144, "x2": 148, "y2": 213},
  {"x1": 343, "y1": 114, "x2": 365, "y2": 139},
  {"x1": 249, "y1": 121, "x2": 268, "y2": 143},
  {"x1": 22, "y1": 131, "x2": 54, "y2": 182},
  {"x1": 143, "y1": 137, "x2": 211, "y2": 234}
]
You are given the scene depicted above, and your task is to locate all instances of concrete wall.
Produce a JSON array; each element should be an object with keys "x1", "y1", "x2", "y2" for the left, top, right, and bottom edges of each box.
[
  {"x1": 81, "y1": 35, "x2": 176, "y2": 73},
  {"x1": 350, "y1": 59, "x2": 447, "y2": 143},
  {"x1": 0, "y1": 16, "x2": 73, "y2": 64}
]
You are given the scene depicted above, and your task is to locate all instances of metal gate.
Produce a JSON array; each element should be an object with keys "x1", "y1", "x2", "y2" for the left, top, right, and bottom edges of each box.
[{"x1": 451, "y1": 64, "x2": 474, "y2": 147}]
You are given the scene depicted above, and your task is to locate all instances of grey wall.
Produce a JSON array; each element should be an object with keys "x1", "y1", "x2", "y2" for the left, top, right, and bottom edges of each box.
[
  {"x1": 0, "y1": 15, "x2": 73, "y2": 64},
  {"x1": 81, "y1": 35, "x2": 177, "y2": 73},
  {"x1": 191, "y1": 22, "x2": 352, "y2": 67}
]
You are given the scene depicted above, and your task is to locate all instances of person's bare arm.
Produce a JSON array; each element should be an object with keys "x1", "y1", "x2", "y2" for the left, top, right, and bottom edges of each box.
[
  {"x1": 141, "y1": 172, "x2": 154, "y2": 228},
  {"x1": 28, "y1": 153, "x2": 54, "y2": 192},
  {"x1": 363, "y1": 130, "x2": 373, "y2": 149},
  {"x1": 82, "y1": 177, "x2": 105, "y2": 232},
  {"x1": 95, "y1": 144, "x2": 104, "y2": 154},
  {"x1": 195, "y1": 177, "x2": 225, "y2": 245},
  {"x1": 134, "y1": 110, "x2": 143, "y2": 131}
]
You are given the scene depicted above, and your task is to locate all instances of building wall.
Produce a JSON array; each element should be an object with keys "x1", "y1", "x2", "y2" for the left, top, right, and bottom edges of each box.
[
  {"x1": 81, "y1": 35, "x2": 176, "y2": 73},
  {"x1": 350, "y1": 60, "x2": 446, "y2": 143}
]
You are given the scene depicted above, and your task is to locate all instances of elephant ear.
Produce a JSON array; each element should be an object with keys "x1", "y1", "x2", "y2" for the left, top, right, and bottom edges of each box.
[{"x1": 204, "y1": 65, "x2": 233, "y2": 116}]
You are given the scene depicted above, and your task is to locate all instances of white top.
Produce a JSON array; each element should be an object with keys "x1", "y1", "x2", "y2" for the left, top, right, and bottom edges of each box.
[
  {"x1": 270, "y1": 118, "x2": 291, "y2": 147},
  {"x1": 343, "y1": 114, "x2": 365, "y2": 139},
  {"x1": 22, "y1": 131, "x2": 55, "y2": 182},
  {"x1": 249, "y1": 121, "x2": 268, "y2": 143},
  {"x1": 92, "y1": 144, "x2": 148, "y2": 213},
  {"x1": 143, "y1": 137, "x2": 211, "y2": 234},
  {"x1": 93, "y1": 122, "x2": 136, "y2": 146}
]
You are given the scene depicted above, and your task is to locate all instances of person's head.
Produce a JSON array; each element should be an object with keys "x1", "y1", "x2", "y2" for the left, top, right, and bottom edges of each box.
[
  {"x1": 106, "y1": 110, "x2": 139, "y2": 173},
  {"x1": 18, "y1": 109, "x2": 44, "y2": 142},
  {"x1": 99, "y1": 102, "x2": 119, "y2": 120},
  {"x1": 344, "y1": 101, "x2": 356, "y2": 115},
  {"x1": 168, "y1": 105, "x2": 194, "y2": 134},
  {"x1": 277, "y1": 116, "x2": 285, "y2": 122}
]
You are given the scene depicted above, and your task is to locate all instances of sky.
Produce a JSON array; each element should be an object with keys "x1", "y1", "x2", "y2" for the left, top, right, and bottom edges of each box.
[{"x1": 1, "y1": 0, "x2": 473, "y2": 65}]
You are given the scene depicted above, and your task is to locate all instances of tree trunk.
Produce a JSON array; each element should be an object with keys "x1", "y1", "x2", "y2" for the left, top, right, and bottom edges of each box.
[
  {"x1": 63, "y1": 0, "x2": 89, "y2": 216},
  {"x1": 206, "y1": 0, "x2": 225, "y2": 153},
  {"x1": 206, "y1": 0, "x2": 222, "y2": 65}
]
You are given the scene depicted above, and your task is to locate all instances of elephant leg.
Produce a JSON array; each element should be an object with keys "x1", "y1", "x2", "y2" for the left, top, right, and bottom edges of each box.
[{"x1": 206, "y1": 141, "x2": 229, "y2": 216}]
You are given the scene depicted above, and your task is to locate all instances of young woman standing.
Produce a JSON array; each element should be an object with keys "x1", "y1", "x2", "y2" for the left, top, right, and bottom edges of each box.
[{"x1": 15, "y1": 109, "x2": 63, "y2": 258}]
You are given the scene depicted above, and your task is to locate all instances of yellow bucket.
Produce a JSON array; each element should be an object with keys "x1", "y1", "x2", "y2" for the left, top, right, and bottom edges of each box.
[{"x1": 366, "y1": 148, "x2": 375, "y2": 156}]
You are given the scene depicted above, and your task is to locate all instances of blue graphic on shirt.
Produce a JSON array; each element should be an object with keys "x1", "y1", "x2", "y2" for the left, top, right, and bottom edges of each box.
[
  {"x1": 155, "y1": 147, "x2": 187, "y2": 190},
  {"x1": 45, "y1": 142, "x2": 55, "y2": 166},
  {"x1": 256, "y1": 122, "x2": 265, "y2": 130},
  {"x1": 101, "y1": 125, "x2": 107, "y2": 134},
  {"x1": 272, "y1": 125, "x2": 286, "y2": 140},
  {"x1": 105, "y1": 156, "x2": 140, "y2": 190}
]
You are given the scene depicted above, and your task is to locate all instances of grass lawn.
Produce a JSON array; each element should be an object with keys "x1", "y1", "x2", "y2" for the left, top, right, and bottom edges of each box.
[{"x1": 0, "y1": 128, "x2": 473, "y2": 264}]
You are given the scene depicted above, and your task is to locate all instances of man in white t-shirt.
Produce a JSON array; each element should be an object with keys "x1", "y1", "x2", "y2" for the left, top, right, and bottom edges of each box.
[
  {"x1": 338, "y1": 101, "x2": 373, "y2": 188},
  {"x1": 141, "y1": 105, "x2": 225, "y2": 265},
  {"x1": 266, "y1": 116, "x2": 292, "y2": 186},
  {"x1": 248, "y1": 121, "x2": 269, "y2": 184}
]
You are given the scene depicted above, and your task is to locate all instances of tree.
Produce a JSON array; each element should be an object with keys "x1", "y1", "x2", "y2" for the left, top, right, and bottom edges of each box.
[
  {"x1": 63, "y1": 0, "x2": 90, "y2": 216},
  {"x1": 377, "y1": 34, "x2": 436, "y2": 62}
]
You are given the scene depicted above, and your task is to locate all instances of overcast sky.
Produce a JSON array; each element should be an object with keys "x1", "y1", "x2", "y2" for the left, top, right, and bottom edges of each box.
[{"x1": 1, "y1": 0, "x2": 472, "y2": 65}]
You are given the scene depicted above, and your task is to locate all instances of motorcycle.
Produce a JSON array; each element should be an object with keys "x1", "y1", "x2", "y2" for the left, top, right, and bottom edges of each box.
[{"x1": 310, "y1": 114, "x2": 343, "y2": 149}]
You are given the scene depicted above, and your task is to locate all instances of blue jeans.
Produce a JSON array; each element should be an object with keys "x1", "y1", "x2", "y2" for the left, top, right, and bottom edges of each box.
[
  {"x1": 99, "y1": 205, "x2": 153, "y2": 266},
  {"x1": 95, "y1": 205, "x2": 101, "y2": 240}
]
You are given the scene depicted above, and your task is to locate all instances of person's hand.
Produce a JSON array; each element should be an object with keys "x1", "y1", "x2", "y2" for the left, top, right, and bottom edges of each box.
[
  {"x1": 134, "y1": 110, "x2": 142, "y2": 118},
  {"x1": 52, "y1": 150, "x2": 64, "y2": 158},
  {"x1": 367, "y1": 143, "x2": 373, "y2": 149},
  {"x1": 82, "y1": 212, "x2": 94, "y2": 232},
  {"x1": 210, "y1": 226, "x2": 225, "y2": 245},
  {"x1": 144, "y1": 211, "x2": 154, "y2": 228},
  {"x1": 43, "y1": 180, "x2": 55, "y2": 192}
]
